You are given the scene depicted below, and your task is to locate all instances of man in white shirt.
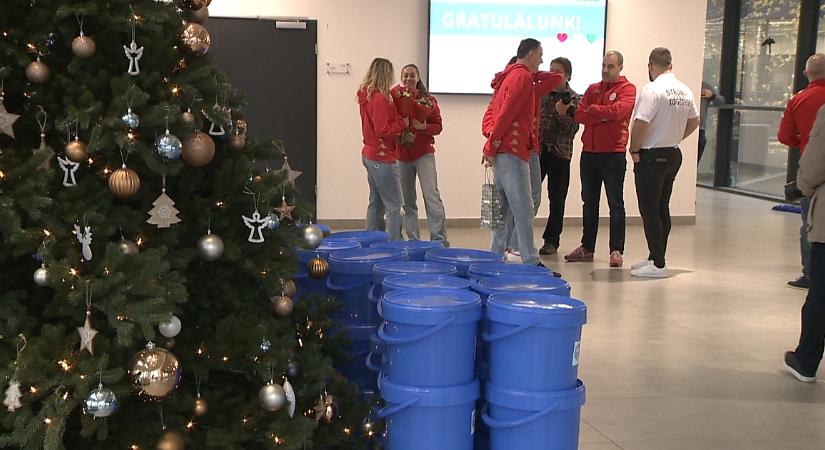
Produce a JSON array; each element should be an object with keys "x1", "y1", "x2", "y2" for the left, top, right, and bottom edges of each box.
[{"x1": 628, "y1": 47, "x2": 700, "y2": 278}]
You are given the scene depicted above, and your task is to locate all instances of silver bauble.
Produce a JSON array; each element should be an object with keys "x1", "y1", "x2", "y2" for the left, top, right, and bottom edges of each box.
[
  {"x1": 33, "y1": 265, "x2": 49, "y2": 287},
  {"x1": 71, "y1": 33, "x2": 96, "y2": 59},
  {"x1": 118, "y1": 239, "x2": 139, "y2": 256},
  {"x1": 156, "y1": 132, "x2": 183, "y2": 160},
  {"x1": 301, "y1": 224, "x2": 324, "y2": 249},
  {"x1": 25, "y1": 60, "x2": 50, "y2": 84},
  {"x1": 260, "y1": 338, "x2": 272, "y2": 352},
  {"x1": 121, "y1": 108, "x2": 140, "y2": 128},
  {"x1": 158, "y1": 315, "x2": 182, "y2": 338},
  {"x1": 258, "y1": 382, "x2": 286, "y2": 412},
  {"x1": 197, "y1": 233, "x2": 224, "y2": 261},
  {"x1": 84, "y1": 383, "x2": 118, "y2": 418},
  {"x1": 129, "y1": 343, "x2": 182, "y2": 400}
]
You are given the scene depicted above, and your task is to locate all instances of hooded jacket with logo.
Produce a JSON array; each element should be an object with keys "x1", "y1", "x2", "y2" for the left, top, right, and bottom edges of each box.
[{"x1": 575, "y1": 76, "x2": 636, "y2": 153}]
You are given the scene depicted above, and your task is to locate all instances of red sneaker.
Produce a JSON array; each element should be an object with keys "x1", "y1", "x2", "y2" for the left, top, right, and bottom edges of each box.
[
  {"x1": 564, "y1": 246, "x2": 594, "y2": 262},
  {"x1": 609, "y1": 251, "x2": 623, "y2": 267}
]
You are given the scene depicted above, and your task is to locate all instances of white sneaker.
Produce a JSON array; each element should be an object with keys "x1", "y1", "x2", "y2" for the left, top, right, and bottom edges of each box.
[
  {"x1": 631, "y1": 259, "x2": 652, "y2": 270},
  {"x1": 630, "y1": 261, "x2": 668, "y2": 278},
  {"x1": 505, "y1": 251, "x2": 521, "y2": 262}
]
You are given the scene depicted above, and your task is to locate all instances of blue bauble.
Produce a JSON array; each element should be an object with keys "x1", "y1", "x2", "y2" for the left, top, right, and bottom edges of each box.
[
  {"x1": 121, "y1": 109, "x2": 140, "y2": 128},
  {"x1": 156, "y1": 132, "x2": 183, "y2": 159},
  {"x1": 265, "y1": 213, "x2": 280, "y2": 230}
]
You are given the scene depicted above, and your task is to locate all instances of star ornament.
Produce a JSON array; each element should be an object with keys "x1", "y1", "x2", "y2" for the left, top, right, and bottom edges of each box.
[
  {"x1": 278, "y1": 156, "x2": 302, "y2": 185},
  {"x1": 0, "y1": 98, "x2": 20, "y2": 139},
  {"x1": 77, "y1": 313, "x2": 98, "y2": 355},
  {"x1": 276, "y1": 199, "x2": 295, "y2": 221}
]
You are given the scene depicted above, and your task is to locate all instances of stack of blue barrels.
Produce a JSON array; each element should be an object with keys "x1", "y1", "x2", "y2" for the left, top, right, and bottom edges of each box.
[{"x1": 294, "y1": 239, "x2": 361, "y2": 301}]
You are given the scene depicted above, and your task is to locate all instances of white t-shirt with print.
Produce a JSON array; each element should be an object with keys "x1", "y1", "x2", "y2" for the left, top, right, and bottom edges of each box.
[{"x1": 634, "y1": 73, "x2": 699, "y2": 149}]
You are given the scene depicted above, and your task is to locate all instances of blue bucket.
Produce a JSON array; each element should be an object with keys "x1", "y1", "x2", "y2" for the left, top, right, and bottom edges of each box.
[
  {"x1": 336, "y1": 325, "x2": 379, "y2": 396},
  {"x1": 383, "y1": 274, "x2": 471, "y2": 292},
  {"x1": 467, "y1": 262, "x2": 554, "y2": 283},
  {"x1": 370, "y1": 240, "x2": 445, "y2": 261},
  {"x1": 326, "y1": 230, "x2": 389, "y2": 247},
  {"x1": 327, "y1": 248, "x2": 405, "y2": 325},
  {"x1": 425, "y1": 248, "x2": 506, "y2": 278},
  {"x1": 378, "y1": 377, "x2": 479, "y2": 450},
  {"x1": 379, "y1": 288, "x2": 481, "y2": 387},
  {"x1": 315, "y1": 223, "x2": 332, "y2": 237},
  {"x1": 366, "y1": 331, "x2": 386, "y2": 374},
  {"x1": 471, "y1": 275, "x2": 572, "y2": 304},
  {"x1": 483, "y1": 380, "x2": 585, "y2": 450},
  {"x1": 484, "y1": 293, "x2": 586, "y2": 391},
  {"x1": 294, "y1": 239, "x2": 361, "y2": 300},
  {"x1": 369, "y1": 262, "x2": 459, "y2": 325}
]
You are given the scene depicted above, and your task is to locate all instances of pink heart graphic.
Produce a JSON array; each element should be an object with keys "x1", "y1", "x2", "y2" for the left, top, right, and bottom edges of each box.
[{"x1": 557, "y1": 33, "x2": 568, "y2": 43}]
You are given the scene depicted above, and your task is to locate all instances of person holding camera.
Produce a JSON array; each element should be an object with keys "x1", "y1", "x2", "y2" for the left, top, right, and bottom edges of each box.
[
  {"x1": 778, "y1": 53, "x2": 825, "y2": 290},
  {"x1": 538, "y1": 57, "x2": 580, "y2": 255}
]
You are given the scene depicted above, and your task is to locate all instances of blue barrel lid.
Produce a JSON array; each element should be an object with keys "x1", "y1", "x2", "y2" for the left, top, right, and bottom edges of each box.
[
  {"x1": 372, "y1": 261, "x2": 458, "y2": 284},
  {"x1": 328, "y1": 248, "x2": 405, "y2": 275},
  {"x1": 296, "y1": 239, "x2": 361, "y2": 263},
  {"x1": 473, "y1": 275, "x2": 571, "y2": 297},
  {"x1": 468, "y1": 262, "x2": 553, "y2": 279},
  {"x1": 380, "y1": 288, "x2": 481, "y2": 325},
  {"x1": 486, "y1": 292, "x2": 586, "y2": 328},
  {"x1": 326, "y1": 230, "x2": 389, "y2": 246},
  {"x1": 381, "y1": 376, "x2": 479, "y2": 407},
  {"x1": 425, "y1": 248, "x2": 506, "y2": 263},
  {"x1": 383, "y1": 274, "x2": 470, "y2": 291},
  {"x1": 370, "y1": 240, "x2": 444, "y2": 252},
  {"x1": 485, "y1": 380, "x2": 585, "y2": 412},
  {"x1": 316, "y1": 223, "x2": 332, "y2": 236}
]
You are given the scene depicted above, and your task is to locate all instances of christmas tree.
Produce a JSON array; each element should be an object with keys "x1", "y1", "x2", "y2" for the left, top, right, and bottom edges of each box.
[{"x1": 0, "y1": 1, "x2": 370, "y2": 449}]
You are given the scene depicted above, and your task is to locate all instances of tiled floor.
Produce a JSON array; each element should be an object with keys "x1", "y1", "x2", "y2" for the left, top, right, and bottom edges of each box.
[{"x1": 443, "y1": 188, "x2": 824, "y2": 449}]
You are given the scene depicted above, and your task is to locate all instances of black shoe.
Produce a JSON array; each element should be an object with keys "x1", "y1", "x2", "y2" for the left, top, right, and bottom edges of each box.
[
  {"x1": 539, "y1": 242, "x2": 558, "y2": 255},
  {"x1": 787, "y1": 276, "x2": 810, "y2": 290},
  {"x1": 552, "y1": 271, "x2": 562, "y2": 278},
  {"x1": 784, "y1": 351, "x2": 817, "y2": 383},
  {"x1": 536, "y1": 262, "x2": 546, "y2": 268}
]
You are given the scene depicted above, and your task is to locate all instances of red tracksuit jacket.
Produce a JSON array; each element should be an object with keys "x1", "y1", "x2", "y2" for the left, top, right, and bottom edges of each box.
[
  {"x1": 358, "y1": 88, "x2": 405, "y2": 163},
  {"x1": 575, "y1": 76, "x2": 636, "y2": 153},
  {"x1": 481, "y1": 64, "x2": 563, "y2": 161},
  {"x1": 778, "y1": 79, "x2": 825, "y2": 154}
]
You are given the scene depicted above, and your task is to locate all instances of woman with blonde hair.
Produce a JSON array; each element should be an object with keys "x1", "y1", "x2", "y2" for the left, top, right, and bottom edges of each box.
[
  {"x1": 391, "y1": 64, "x2": 449, "y2": 246},
  {"x1": 357, "y1": 58, "x2": 406, "y2": 240}
]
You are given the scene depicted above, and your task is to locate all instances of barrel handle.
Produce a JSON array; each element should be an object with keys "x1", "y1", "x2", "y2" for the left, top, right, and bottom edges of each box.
[
  {"x1": 481, "y1": 402, "x2": 558, "y2": 428},
  {"x1": 365, "y1": 350, "x2": 382, "y2": 372},
  {"x1": 378, "y1": 316, "x2": 456, "y2": 345},
  {"x1": 481, "y1": 317, "x2": 543, "y2": 342},
  {"x1": 325, "y1": 273, "x2": 369, "y2": 292},
  {"x1": 375, "y1": 397, "x2": 419, "y2": 419},
  {"x1": 367, "y1": 283, "x2": 380, "y2": 303}
]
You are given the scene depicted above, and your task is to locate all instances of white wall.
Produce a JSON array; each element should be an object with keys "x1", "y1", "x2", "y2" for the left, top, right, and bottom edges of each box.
[{"x1": 210, "y1": 0, "x2": 708, "y2": 222}]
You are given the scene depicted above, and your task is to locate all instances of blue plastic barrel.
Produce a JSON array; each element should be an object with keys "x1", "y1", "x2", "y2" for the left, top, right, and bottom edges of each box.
[
  {"x1": 327, "y1": 248, "x2": 405, "y2": 325},
  {"x1": 315, "y1": 223, "x2": 332, "y2": 237},
  {"x1": 383, "y1": 274, "x2": 471, "y2": 292},
  {"x1": 379, "y1": 288, "x2": 481, "y2": 387},
  {"x1": 336, "y1": 325, "x2": 379, "y2": 396},
  {"x1": 471, "y1": 275, "x2": 572, "y2": 304},
  {"x1": 467, "y1": 262, "x2": 554, "y2": 283},
  {"x1": 378, "y1": 377, "x2": 479, "y2": 450},
  {"x1": 370, "y1": 240, "x2": 445, "y2": 261},
  {"x1": 326, "y1": 230, "x2": 389, "y2": 247},
  {"x1": 369, "y1": 261, "x2": 459, "y2": 325},
  {"x1": 366, "y1": 331, "x2": 385, "y2": 374},
  {"x1": 484, "y1": 292, "x2": 586, "y2": 391},
  {"x1": 425, "y1": 248, "x2": 505, "y2": 278},
  {"x1": 294, "y1": 239, "x2": 361, "y2": 300},
  {"x1": 483, "y1": 380, "x2": 586, "y2": 450}
]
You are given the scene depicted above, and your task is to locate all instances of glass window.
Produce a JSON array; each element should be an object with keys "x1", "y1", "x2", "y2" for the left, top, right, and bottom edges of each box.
[
  {"x1": 698, "y1": 0, "x2": 725, "y2": 186},
  {"x1": 729, "y1": 0, "x2": 801, "y2": 197},
  {"x1": 819, "y1": 2, "x2": 825, "y2": 51}
]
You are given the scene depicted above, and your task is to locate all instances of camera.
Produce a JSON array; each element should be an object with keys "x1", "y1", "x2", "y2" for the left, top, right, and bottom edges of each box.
[{"x1": 559, "y1": 91, "x2": 572, "y2": 105}]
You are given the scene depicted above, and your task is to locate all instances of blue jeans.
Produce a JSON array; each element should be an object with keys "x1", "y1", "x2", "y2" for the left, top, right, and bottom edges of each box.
[
  {"x1": 399, "y1": 154, "x2": 449, "y2": 245},
  {"x1": 802, "y1": 196, "x2": 811, "y2": 278},
  {"x1": 505, "y1": 151, "x2": 542, "y2": 251},
  {"x1": 362, "y1": 155, "x2": 403, "y2": 241},
  {"x1": 491, "y1": 153, "x2": 539, "y2": 264}
]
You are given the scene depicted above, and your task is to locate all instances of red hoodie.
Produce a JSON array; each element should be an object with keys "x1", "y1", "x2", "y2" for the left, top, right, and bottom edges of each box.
[
  {"x1": 390, "y1": 85, "x2": 443, "y2": 161},
  {"x1": 482, "y1": 66, "x2": 563, "y2": 160},
  {"x1": 358, "y1": 89, "x2": 405, "y2": 163},
  {"x1": 575, "y1": 76, "x2": 636, "y2": 153},
  {"x1": 778, "y1": 79, "x2": 825, "y2": 154}
]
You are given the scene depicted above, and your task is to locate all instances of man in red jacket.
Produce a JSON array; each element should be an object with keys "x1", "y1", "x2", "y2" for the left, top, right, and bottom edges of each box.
[
  {"x1": 483, "y1": 38, "x2": 559, "y2": 265},
  {"x1": 564, "y1": 50, "x2": 636, "y2": 268},
  {"x1": 778, "y1": 53, "x2": 825, "y2": 290}
]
